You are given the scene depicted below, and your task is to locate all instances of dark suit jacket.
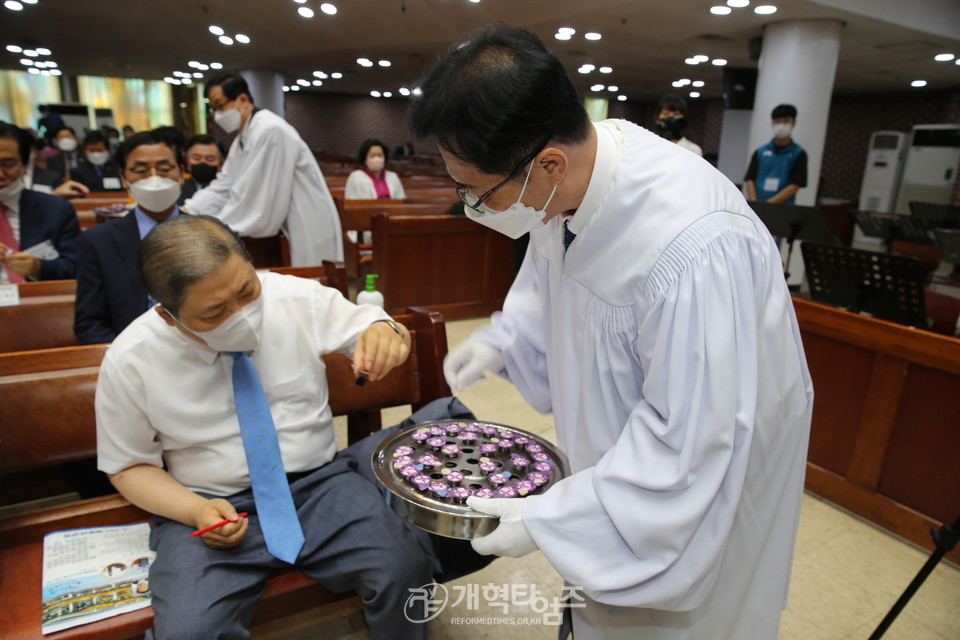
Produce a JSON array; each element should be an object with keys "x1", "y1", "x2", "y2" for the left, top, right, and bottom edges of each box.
[
  {"x1": 178, "y1": 178, "x2": 201, "y2": 206},
  {"x1": 30, "y1": 166, "x2": 62, "y2": 192},
  {"x1": 46, "y1": 152, "x2": 79, "y2": 181},
  {"x1": 73, "y1": 211, "x2": 149, "y2": 344},
  {"x1": 16, "y1": 189, "x2": 80, "y2": 280},
  {"x1": 71, "y1": 161, "x2": 123, "y2": 191}
]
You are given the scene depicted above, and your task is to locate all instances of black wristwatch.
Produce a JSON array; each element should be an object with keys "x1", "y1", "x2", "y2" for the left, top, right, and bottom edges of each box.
[{"x1": 374, "y1": 318, "x2": 406, "y2": 338}]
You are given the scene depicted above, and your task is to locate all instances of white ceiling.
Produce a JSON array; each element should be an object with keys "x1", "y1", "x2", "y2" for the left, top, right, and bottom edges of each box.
[{"x1": 1, "y1": 0, "x2": 958, "y2": 102}]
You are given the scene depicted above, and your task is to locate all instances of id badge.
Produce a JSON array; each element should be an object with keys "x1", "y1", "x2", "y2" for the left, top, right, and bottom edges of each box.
[
  {"x1": 23, "y1": 239, "x2": 60, "y2": 260},
  {"x1": 102, "y1": 177, "x2": 122, "y2": 190},
  {"x1": 763, "y1": 177, "x2": 780, "y2": 192},
  {"x1": 0, "y1": 284, "x2": 19, "y2": 307}
]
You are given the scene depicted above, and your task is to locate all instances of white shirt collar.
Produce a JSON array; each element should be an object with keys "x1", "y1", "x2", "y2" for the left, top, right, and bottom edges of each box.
[{"x1": 565, "y1": 119, "x2": 625, "y2": 236}]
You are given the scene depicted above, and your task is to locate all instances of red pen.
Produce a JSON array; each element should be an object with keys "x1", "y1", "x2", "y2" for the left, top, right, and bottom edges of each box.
[{"x1": 191, "y1": 512, "x2": 248, "y2": 537}]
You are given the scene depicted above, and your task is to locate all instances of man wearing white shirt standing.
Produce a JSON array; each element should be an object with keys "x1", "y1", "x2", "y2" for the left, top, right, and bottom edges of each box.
[
  {"x1": 184, "y1": 72, "x2": 343, "y2": 266},
  {"x1": 409, "y1": 24, "x2": 814, "y2": 639}
]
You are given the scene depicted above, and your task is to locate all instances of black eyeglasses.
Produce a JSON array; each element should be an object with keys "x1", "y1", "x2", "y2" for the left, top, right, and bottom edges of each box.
[{"x1": 456, "y1": 135, "x2": 552, "y2": 212}]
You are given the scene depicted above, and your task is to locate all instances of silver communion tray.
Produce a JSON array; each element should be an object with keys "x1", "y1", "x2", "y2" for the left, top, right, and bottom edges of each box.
[{"x1": 372, "y1": 420, "x2": 569, "y2": 540}]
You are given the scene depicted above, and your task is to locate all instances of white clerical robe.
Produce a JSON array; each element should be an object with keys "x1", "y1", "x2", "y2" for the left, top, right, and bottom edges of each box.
[
  {"x1": 473, "y1": 120, "x2": 813, "y2": 639},
  {"x1": 185, "y1": 109, "x2": 343, "y2": 266}
]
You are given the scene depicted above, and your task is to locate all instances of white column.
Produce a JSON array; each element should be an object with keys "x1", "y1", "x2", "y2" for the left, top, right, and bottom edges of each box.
[
  {"x1": 238, "y1": 70, "x2": 285, "y2": 117},
  {"x1": 746, "y1": 19, "x2": 844, "y2": 206}
]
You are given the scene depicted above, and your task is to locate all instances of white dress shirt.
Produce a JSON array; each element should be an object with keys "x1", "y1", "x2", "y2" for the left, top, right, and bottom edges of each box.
[
  {"x1": 473, "y1": 120, "x2": 813, "y2": 639},
  {"x1": 96, "y1": 272, "x2": 388, "y2": 496}
]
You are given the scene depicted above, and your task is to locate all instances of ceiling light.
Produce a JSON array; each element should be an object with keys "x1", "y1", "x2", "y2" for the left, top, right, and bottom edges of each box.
[
  {"x1": 934, "y1": 53, "x2": 955, "y2": 62},
  {"x1": 590, "y1": 84, "x2": 605, "y2": 91},
  {"x1": 685, "y1": 58, "x2": 699, "y2": 65},
  {"x1": 331, "y1": 72, "x2": 342, "y2": 78},
  {"x1": 370, "y1": 91, "x2": 381, "y2": 98},
  {"x1": 754, "y1": 4, "x2": 777, "y2": 14},
  {"x1": 27, "y1": 67, "x2": 39, "y2": 74},
  {"x1": 312, "y1": 80, "x2": 322, "y2": 86},
  {"x1": 50, "y1": 69, "x2": 61, "y2": 76},
  {"x1": 198, "y1": 64, "x2": 209, "y2": 71},
  {"x1": 412, "y1": 87, "x2": 422, "y2": 96},
  {"x1": 6, "y1": 44, "x2": 22, "y2": 53},
  {"x1": 293, "y1": 0, "x2": 306, "y2": 3},
  {"x1": 910, "y1": 80, "x2": 927, "y2": 87},
  {"x1": 378, "y1": 60, "x2": 391, "y2": 67},
  {"x1": 4, "y1": 2, "x2": 24, "y2": 11},
  {"x1": 19, "y1": 58, "x2": 32, "y2": 65},
  {"x1": 692, "y1": 80, "x2": 705, "y2": 87},
  {"x1": 607, "y1": 86, "x2": 618, "y2": 92},
  {"x1": 617, "y1": 95, "x2": 627, "y2": 102},
  {"x1": 580, "y1": 64, "x2": 595, "y2": 73},
  {"x1": 182, "y1": 78, "x2": 193, "y2": 84},
  {"x1": 727, "y1": 0, "x2": 750, "y2": 6},
  {"x1": 585, "y1": 32, "x2": 602, "y2": 41},
  {"x1": 672, "y1": 81, "x2": 684, "y2": 88},
  {"x1": 599, "y1": 66, "x2": 613, "y2": 73},
  {"x1": 235, "y1": 34, "x2": 250, "y2": 44},
  {"x1": 22, "y1": 0, "x2": 37, "y2": 3},
  {"x1": 711, "y1": 58, "x2": 728, "y2": 66},
  {"x1": 209, "y1": 26, "x2": 224, "y2": 36},
  {"x1": 679, "y1": 79, "x2": 691, "y2": 86},
  {"x1": 35, "y1": 47, "x2": 51, "y2": 56},
  {"x1": 46, "y1": 61, "x2": 58, "y2": 68},
  {"x1": 956, "y1": 59, "x2": 960, "y2": 65},
  {"x1": 313, "y1": 71, "x2": 327, "y2": 78},
  {"x1": 558, "y1": 27, "x2": 575, "y2": 35},
  {"x1": 210, "y1": 62, "x2": 223, "y2": 69},
  {"x1": 188, "y1": 61, "x2": 200, "y2": 68},
  {"x1": 291, "y1": 85, "x2": 300, "y2": 91},
  {"x1": 40, "y1": 70, "x2": 50, "y2": 76},
  {"x1": 710, "y1": 6, "x2": 732, "y2": 15},
  {"x1": 321, "y1": 3, "x2": 337, "y2": 14},
  {"x1": 34, "y1": 61, "x2": 47, "y2": 68},
  {"x1": 193, "y1": 72, "x2": 203, "y2": 78},
  {"x1": 219, "y1": 35, "x2": 234, "y2": 45},
  {"x1": 694, "y1": 55, "x2": 709, "y2": 63},
  {"x1": 23, "y1": 49, "x2": 38, "y2": 57},
  {"x1": 298, "y1": 6, "x2": 314, "y2": 17},
  {"x1": 554, "y1": 33, "x2": 572, "y2": 41},
  {"x1": 468, "y1": 0, "x2": 480, "y2": 3},
  {"x1": 172, "y1": 71, "x2": 187, "y2": 77},
  {"x1": 383, "y1": 91, "x2": 392, "y2": 97},
  {"x1": 399, "y1": 87, "x2": 411, "y2": 96},
  {"x1": 689, "y1": 91, "x2": 701, "y2": 98},
  {"x1": 297, "y1": 79, "x2": 309, "y2": 86},
  {"x1": 283, "y1": 86, "x2": 290, "y2": 92}
]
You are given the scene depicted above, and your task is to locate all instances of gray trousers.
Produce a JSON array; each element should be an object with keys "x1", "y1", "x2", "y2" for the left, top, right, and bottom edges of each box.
[{"x1": 146, "y1": 397, "x2": 491, "y2": 640}]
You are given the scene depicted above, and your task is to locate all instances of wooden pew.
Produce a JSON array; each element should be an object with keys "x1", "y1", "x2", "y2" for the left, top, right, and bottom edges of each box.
[
  {"x1": 371, "y1": 213, "x2": 516, "y2": 320},
  {"x1": 0, "y1": 263, "x2": 349, "y2": 354},
  {"x1": 0, "y1": 306, "x2": 452, "y2": 640},
  {"x1": 794, "y1": 296, "x2": 960, "y2": 564}
]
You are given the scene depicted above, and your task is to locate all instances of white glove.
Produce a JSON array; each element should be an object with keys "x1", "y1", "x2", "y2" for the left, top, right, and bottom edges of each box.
[
  {"x1": 443, "y1": 340, "x2": 503, "y2": 393},
  {"x1": 467, "y1": 497, "x2": 538, "y2": 558}
]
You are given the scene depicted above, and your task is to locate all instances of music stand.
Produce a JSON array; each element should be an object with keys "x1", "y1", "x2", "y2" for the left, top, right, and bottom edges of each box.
[
  {"x1": 750, "y1": 202, "x2": 839, "y2": 284},
  {"x1": 801, "y1": 242, "x2": 929, "y2": 329},
  {"x1": 933, "y1": 228, "x2": 960, "y2": 288},
  {"x1": 853, "y1": 211, "x2": 933, "y2": 251},
  {"x1": 909, "y1": 201, "x2": 960, "y2": 230}
]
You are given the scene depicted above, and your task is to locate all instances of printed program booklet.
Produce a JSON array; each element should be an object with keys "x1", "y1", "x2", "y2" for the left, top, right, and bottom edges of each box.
[{"x1": 41, "y1": 522, "x2": 155, "y2": 634}]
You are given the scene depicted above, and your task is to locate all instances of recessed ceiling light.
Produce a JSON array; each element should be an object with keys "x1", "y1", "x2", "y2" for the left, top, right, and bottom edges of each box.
[
  {"x1": 320, "y1": 3, "x2": 337, "y2": 15},
  {"x1": 4, "y1": 2, "x2": 24, "y2": 12},
  {"x1": 193, "y1": 72, "x2": 203, "y2": 78},
  {"x1": 558, "y1": 27, "x2": 575, "y2": 35},
  {"x1": 617, "y1": 95, "x2": 627, "y2": 102},
  {"x1": 599, "y1": 66, "x2": 612, "y2": 73},
  {"x1": 692, "y1": 80, "x2": 705, "y2": 87},
  {"x1": 331, "y1": 72, "x2": 342, "y2": 78},
  {"x1": 283, "y1": 86, "x2": 290, "y2": 92},
  {"x1": 357, "y1": 58, "x2": 373, "y2": 67},
  {"x1": 727, "y1": 0, "x2": 750, "y2": 7},
  {"x1": 210, "y1": 62, "x2": 223, "y2": 69},
  {"x1": 293, "y1": 0, "x2": 306, "y2": 3},
  {"x1": 590, "y1": 84, "x2": 605, "y2": 91},
  {"x1": 46, "y1": 61, "x2": 58, "y2": 68},
  {"x1": 754, "y1": 4, "x2": 777, "y2": 14},
  {"x1": 50, "y1": 69, "x2": 61, "y2": 76},
  {"x1": 198, "y1": 64, "x2": 209, "y2": 71},
  {"x1": 188, "y1": 61, "x2": 200, "y2": 68},
  {"x1": 23, "y1": 49, "x2": 38, "y2": 57},
  {"x1": 182, "y1": 78, "x2": 193, "y2": 84},
  {"x1": 27, "y1": 68, "x2": 39, "y2": 74},
  {"x1": 607, "y1": 86, "x2": 618, "y2": 92},
  {"x1": 40, "y1": 70, "x2": 51, "y2": 76},
  {"x1": 5, "y1": 44, "x2": 22, "y2": 53},
  {"x1": 685, "y1": 58, "x2": 699, "y2": 65},
  {"x1": 694, "y1": 55, "x2": 709, "y2": 63},
  {"x1": 172, "y1": 71, "x2": 186, "y2": 78},
  {"x1": 219, "y1": 35, "x2": 234, "y2": 45},
  {"x1": 378, "y1": 60, "x2": 391, "y2": 67},
  {"x1": 712, "y1": 58, "x2": 728, "y2": 66},
  {"x1": 910, "y1": 80, "x2": 927, "y2": 87},
  {"x1": 554, "y1": 33, "x2": 572, "y2": 41},
  {"x1": 412, "y1": 87, "x2": 422, "y2": 96},
  {"x1": 313, "y1": 71, "x2": 327, "y2": 78},
  {"x1": 585, "y1": 32, "x2": 602, "y2": 41},
  {"x1": 298, "y1": 6, "x2": 314, "y2": 18},
  {"x1": 291, "y1": 85, "x2": 300, "y2": 91},
  {"x1": 312, "y1": 80, "x2": 323, "y2": 86},
  {"x1": 35, "y1": 47, "x2": 51, "y2": 56},
  {"x1": 209, "y1": 26, "x2": 224, "y2": 36},
  {"x1": 679, "y1": 79, "x2": 691, "y2": 86},
  {"x1": 383, "y1": 91, "x2": 392, "y2": 97},
  {"x1": 580, "y1": 64, "x2": 595, "y2": 72},
  {"x1": 710, "y1": 6, "x2": 732, "y2": 15},
  {"x1": 399, "y1": 87, "x2": 411, "y2": 96},
  {"x1": 934, "y1": 53, "x2": 955, "y2": 62},
  {"x1": 370, "y1": 91, "x2": 381, "y2": 98},
  {"x1": 33, "y1": 61, "x2": 46, "y2": 68},
  {"x1": 235, "y1": 34, "x2": 250, "y2": 44},
  {"x1": 672, "y1": 81, "x2": 684, "y2": 88},
  {"x1": 19, "y1": 58, "x2": 32, "y2": 66},
  {"x1": 956, "y1": 59, "x2": 960, "y2": 66},
  {"x1": 297, "y1": 79, "x2": 309, "y2": 86},
  {"x1": 22, "y1": 0, "x2": 37, "y2": 4},
  {"x1": 689, "y1": 91, "x2": 701, "y2": 98}
]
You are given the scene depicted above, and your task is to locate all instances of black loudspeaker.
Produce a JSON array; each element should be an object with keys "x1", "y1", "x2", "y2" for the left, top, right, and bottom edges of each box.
[{"x1": 722, "y1": 67, "x2": 758, "y2": 110}]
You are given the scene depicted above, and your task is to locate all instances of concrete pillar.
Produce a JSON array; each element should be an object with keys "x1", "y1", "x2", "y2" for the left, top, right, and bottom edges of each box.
[
  {"x1": 238, "y1": 70, "x2": 285, "y2": 117},
  {"x1": 746, "y1": 19, "x2": 844, "y2": 206}
]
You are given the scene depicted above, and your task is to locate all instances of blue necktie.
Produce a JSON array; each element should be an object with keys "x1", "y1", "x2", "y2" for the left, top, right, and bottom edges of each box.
[
  {"x1": 229, "y1": 352, "x2": 304, "y2": 564},
  {"x1": 563, "y1": 218, "x2": 577, "y2": 252}
]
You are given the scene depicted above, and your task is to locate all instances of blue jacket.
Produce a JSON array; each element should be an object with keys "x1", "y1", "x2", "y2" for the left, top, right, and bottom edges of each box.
[{"x1": 748, "y1": 139, "x2": 807, "y2": 204}]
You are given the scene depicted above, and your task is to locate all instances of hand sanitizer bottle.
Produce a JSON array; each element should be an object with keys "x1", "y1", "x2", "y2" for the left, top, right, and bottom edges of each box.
[{"x1": 356, "y1": 273, "x2": 384, "y2": 308}]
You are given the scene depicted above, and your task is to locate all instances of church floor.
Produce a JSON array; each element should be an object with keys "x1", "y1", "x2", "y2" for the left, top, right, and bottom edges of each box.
[{"x1": 262, "y1": 317, "x2": 959, "y2": 640}]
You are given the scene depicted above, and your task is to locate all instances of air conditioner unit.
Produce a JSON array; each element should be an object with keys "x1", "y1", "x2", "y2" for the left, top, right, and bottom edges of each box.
[
  {"x1": 858, "y1": 131, "x2": 907, "y2": 213},
  {"x1": 895, "y1": 124, "x2": 960, "y2": 214}
]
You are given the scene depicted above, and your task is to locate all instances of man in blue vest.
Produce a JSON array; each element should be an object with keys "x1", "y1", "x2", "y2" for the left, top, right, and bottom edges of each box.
[{"x1": 744, "y1": 104, "x2": 808, "y2": 204}]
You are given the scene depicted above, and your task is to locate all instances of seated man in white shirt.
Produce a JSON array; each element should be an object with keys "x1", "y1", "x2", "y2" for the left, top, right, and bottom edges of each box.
[{"x1": 96, "y1": 215, "x2": 487, "y2": 639}]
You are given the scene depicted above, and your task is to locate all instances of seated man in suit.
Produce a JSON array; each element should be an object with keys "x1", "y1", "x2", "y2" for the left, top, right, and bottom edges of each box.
[
  {"x1": 0, "y1": 121, "x2": 80, "y2": 283},
  {"x1": 74, "y1": 130, "x2": 183, "y2": 344},
  {"x1": 46, "y1": 126, "x2": 81, "y2": 182},
  {"x1": 71, "y1": 130, "x2": 123, "y2": 191},
  {"x1": 178, "y1": 134, "x2": 224, "y2": 205}
]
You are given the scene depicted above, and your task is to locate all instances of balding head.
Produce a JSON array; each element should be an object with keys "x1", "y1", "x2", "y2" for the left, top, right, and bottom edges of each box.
[{"x1": 137, "y1": 215, "x2": 252, "y2": 316}]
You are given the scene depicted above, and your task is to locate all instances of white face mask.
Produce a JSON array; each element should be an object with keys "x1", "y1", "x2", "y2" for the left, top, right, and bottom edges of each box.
[
  {"x1": 57, "y1": 137, "x2": 78, "y2": 152},
  {"x1": 86, "y1": 151, "x2": 110, "y2": 166},
  {"x1": 366, "y1": 156, "x2": 385, "y2": 172},
  {"x1": 128, "y1": 175, "x2": 181, "y2": 213},
  {"x1": 772, "y1": 123, "x2": 793, "y2": 140},
  {"x1": 214, "y1": 107, "x2": 242, "y2": 134},
  {"x1": 175, "y1": 291, "x2": 264, "y2": 353},
  {"x1": 465, "y1": 161, "x2": 558, "y2": 240},
  {"x1": 0, "y1": 177, "x2": 25, "y2": 203}
]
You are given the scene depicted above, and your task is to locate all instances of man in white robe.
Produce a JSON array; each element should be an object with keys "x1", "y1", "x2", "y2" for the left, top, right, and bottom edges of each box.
[
  {"x1": 408, "y1": 24, "x2": 814, "y2": 639},
  {"x1": 184, "y1": 72, "x2": 343, "y2": 267}
]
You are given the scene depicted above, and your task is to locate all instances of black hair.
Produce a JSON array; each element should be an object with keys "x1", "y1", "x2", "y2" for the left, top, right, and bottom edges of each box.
[
  {"x1": 205, "y1": 71, "x2": 254, "y2": 104},
  {"x1": 116, "y1": 130, "x2": 180, "y2": 169},
  {"x1": 152, "y1": 126, "x2": 186, "y2": 157},
  {"x1": 82, "y1": 130, "x2": 109, "y2": 150},
  {"x1": 104, "y1": 126, "x2": 120, "y2": 137},
  {"x1": 184, "y1": 134, "x2": 225, "y2": 159},
  {"x1": 407, "y1": 23, "x2": 590, "y2": 177},
  {"x1": 137, "y1": 215, "x2": 252, "y2": 316},
  {"x1": 0, "y1": 121, "x2": 31, "y2": 165},
  {"x1": 52, "y1": 126, "x2": 75, "y2": 138},
  {"x1": 771, "y1": 104, "x2": 797, "y2": 120},
  {"x1": 357, "y1": 138, "x2": 388, "y2": 165},
  {"x1": 657, "y1": 94, "x2": 688, "y2": 116}
]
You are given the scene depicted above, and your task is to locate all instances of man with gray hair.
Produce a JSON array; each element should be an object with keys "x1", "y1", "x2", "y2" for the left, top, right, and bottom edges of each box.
[{"x1": 95, "y1": 215, "x2": 481, "y2": 639}]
